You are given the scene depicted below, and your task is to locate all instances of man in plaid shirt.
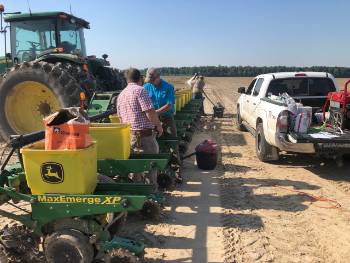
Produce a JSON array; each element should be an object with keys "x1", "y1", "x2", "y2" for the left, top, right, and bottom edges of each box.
[{"x1": 117, "y1": 68, "x2": 163, "y2": 189}]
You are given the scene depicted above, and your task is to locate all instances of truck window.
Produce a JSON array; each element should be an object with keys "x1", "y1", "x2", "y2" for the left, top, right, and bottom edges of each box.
[
  {"x1": 252, "y1": 78, "x2": 264, "y2": 96},
  {"x1": 246, "y1": 79, "x2": 257, "y2": 95},
  {"x1": 308, "y1": 78, "x2": 336, "y2": 96},
  {"x1": 266, "y1": 78, "x2": 336, "y2": 97}
]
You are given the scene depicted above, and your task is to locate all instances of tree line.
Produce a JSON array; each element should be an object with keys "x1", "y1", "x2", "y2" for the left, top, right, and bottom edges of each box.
[{"x1": 143, "y1": 66, "x2": 350, "y2": 78}]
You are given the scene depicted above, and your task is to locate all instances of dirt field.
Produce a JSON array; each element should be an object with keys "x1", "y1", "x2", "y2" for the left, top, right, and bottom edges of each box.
[
  {"x1": 162, "y1": 76, "x2": 350, "y2": 263},
  {"x1": 1, "y1": 76, "x2": 350, "y2": 262}
]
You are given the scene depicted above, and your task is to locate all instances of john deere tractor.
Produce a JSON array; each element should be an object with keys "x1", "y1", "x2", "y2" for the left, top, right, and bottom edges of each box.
[{"x1": 0, "y1": 5, "x2": 126, "y2": 140}]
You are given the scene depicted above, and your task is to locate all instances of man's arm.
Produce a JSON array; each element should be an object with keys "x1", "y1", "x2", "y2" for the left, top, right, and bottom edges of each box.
[
  {"x1": 138, "y1": 88, "x2": 163, "y2": 136},
  {"x1": 156, "y1": 104, "x2": 172, "y2": 114},
  {"x1": 145, "y1": 109, "x2": 163, "y2": 136}
]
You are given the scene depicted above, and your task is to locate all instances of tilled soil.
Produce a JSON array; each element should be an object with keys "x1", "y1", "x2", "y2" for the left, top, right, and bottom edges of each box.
[{"x1": 204, "y1": 77, "x2": 350, "y2": 263}]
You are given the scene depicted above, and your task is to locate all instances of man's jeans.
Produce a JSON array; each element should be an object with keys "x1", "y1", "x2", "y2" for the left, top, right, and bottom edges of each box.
[
  {"x1": 131, "y1": 132, "x2": 159, "y2": 191},
  {"x1": 160, "y1": 114, "x2": 182, "y2": 166}
]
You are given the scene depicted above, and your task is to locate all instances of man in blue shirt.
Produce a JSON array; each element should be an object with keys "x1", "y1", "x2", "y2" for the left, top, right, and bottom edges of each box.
[
  {"x1": 144, "y1": 68, "x2": 177, "y2": 136},
  {"x1": 144, "y1": 68, "x2": 183, "y2": 182}
]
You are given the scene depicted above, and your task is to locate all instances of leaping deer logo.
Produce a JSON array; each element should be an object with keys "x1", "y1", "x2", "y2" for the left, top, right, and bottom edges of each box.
[{"x1": 41, "y1": 162, "x2": 64, "y2": 183}]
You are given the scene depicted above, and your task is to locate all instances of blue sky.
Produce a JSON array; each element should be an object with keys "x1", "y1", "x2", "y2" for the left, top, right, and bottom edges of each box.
[{"x1": 0, "y1": 0, "x2": 349, "y2": 69}]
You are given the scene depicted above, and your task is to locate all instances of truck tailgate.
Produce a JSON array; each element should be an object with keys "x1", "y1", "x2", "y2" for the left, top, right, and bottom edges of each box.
[{"x1": 288, "y1": 131, "x2": 350, "y2": 152}]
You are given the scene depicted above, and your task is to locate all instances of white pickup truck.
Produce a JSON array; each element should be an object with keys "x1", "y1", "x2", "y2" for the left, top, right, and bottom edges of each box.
[{"x1": 236, "y1": 72, "x2": 350, "y2": 162}]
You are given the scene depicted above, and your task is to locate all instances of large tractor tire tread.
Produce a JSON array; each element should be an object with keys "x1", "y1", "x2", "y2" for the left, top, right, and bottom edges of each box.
[
  {"x1": 59, "y1": 62, "x2": 96, "y2": 98},
  {"x1": 95, "y1": 67, "x2": 126, "y2": 91},
  {"x1": 0, "y1": 61, "x2": 87, "y2": 141}
]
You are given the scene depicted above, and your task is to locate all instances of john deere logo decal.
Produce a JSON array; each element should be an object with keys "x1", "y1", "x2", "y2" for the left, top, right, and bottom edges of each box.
[{"x1": 41, "y1": 162, "x2": 64, "y2": 184}]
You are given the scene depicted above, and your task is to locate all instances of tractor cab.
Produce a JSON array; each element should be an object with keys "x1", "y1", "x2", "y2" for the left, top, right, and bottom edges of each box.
[{"x1": 4, "y1": 12, "x2": 89, "y2": 63}]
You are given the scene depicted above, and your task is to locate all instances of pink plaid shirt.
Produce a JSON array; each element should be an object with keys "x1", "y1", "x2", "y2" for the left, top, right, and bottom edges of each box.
[{"x1": 117, "y1": 83, "x2": 155, "y2": 130}]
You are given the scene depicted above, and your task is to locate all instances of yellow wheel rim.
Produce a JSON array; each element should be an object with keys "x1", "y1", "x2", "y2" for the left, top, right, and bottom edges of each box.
[{"x1": 5, "y1": 81, "x2": 61, "y2": 134}]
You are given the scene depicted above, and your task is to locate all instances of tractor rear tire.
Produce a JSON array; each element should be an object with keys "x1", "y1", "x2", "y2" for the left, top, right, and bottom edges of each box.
[
  {"x1": 95, "y1": 67, "x2": 126, "y2": 91},
  {"x1": 44, "y1": 229, "x2": 94, "y2": 263},
  {"x1": 0, "y1": 61, "x2": 85, "y2": 141},
  {"x1": 59, "y1": 62, "x2": 96, "y2": 98}
]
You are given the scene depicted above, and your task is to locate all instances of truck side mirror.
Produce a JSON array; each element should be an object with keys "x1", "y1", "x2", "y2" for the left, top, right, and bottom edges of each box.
[
  {"x1": 5, "y1": 53, "x2": 11, "y2": 59},
  {"x1": 238, "y1": 87, "x2": 246, "y2": 94}
]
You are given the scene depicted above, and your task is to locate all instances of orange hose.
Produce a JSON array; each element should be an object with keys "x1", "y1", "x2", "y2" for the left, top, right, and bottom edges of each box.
[{"x1": 274, "y1": 185, "x2": 341, "y2": 209}]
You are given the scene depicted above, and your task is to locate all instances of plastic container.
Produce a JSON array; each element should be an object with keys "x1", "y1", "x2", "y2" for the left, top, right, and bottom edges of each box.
[
  {"x1": 181, "y1": 93, "x2": 187, "y2": 107},
  {"x1": 175, "y1": 94, "x2": 183, "y2": 111},
  {"x1": 44, "y1": 123, "x2": 92, "y2": 150},
  {"x1": 109, "y1": 115, "x2": 121, "y2": 123},
  {"x1": 294, "y1": 106, "x2": 312, "y2": 133},
  {"x1": 21, "y1": 141, "x2": 97, "y2": 194},
  {"x1": 195, "y1": 140, "x2": 218, "y2": 170},
  {"x1": 89, "y1": 123, "x2": 131, "y2": 159},
  {"x1": 187, "y1": 89, "x2": 192, "y2": 102},
  {"x1": 213, "y1": 104, "x2": 225, "y2": 118}
]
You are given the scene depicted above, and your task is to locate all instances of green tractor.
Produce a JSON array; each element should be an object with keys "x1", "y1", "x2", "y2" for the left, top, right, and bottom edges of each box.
[{"x1": 0, "y1": 5, "x2": 126, "y2": 140}]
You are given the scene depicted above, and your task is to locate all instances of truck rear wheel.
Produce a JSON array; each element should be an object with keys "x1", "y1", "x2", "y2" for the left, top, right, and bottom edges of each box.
[
  {"x1": 0, "y1": 61, "x2": 85, "y2": 141},
  {"x1": 44, "y1": 229, "x2": 94, "y2": 263},
  {"x1": 256, "y1": 123, "x2": 279, "y2": 162}
]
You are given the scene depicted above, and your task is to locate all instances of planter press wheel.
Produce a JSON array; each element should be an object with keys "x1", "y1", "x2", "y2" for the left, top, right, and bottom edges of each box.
[
  {"x1": 157, "y1": 172, "x2": 174, "y2": 190},
  {"x1": 97, "y1": 174, "x2": 127, "y2": 232},
  {"x1": 140, "y1": 199, "x2": 161, "y2": 220},
  {"x1": 105, "y1": 248, "x2": 140, "y2": 263}
]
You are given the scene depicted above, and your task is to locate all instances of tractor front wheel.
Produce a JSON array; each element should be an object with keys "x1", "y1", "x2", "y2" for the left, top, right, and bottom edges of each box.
[{"x1": 44, "y1": 229, "x2": 94, "y2": 263}]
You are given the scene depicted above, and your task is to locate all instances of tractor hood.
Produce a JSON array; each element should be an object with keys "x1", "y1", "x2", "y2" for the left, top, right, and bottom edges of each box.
[
  {"x1": 4, "y1": 11, "x2": 90, "y2": 29},
  {"x1": 36, "y1": 53, "x2": 85, "y2": 64}
]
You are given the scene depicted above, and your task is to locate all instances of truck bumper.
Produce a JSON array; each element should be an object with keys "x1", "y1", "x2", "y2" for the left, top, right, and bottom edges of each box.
[{"x1": 277, "y1": 135, "x2": 316, "y2": 153}]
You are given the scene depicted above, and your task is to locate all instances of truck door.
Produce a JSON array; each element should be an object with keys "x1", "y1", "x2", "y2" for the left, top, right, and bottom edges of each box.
[
  {"x1": 246, "y1": 78, "x2": 264, "y2": 127},
  {"x1": 240, "y1": 78, "x2": 256, "y2": 120}
]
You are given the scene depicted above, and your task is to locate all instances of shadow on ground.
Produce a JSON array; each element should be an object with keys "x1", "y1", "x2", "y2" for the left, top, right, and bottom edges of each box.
[{"x1": 272, "y1": 153, "x2": 350, "y2": 182}]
